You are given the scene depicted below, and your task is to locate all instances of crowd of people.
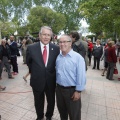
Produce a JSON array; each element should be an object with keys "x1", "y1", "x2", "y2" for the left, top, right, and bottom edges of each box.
[{"x1": 0, "y1": 26, "x2": 120, "y2": 120}]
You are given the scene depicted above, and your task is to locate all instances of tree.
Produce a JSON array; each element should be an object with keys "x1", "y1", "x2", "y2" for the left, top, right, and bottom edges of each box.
[
  {"x1": 0, "y1": 0, "x2": 86, "y2": 34},
  {"x1": 0, "y1": 21, "x2": 16, "y2": 39},
  {"x1": 0, "y1": 0, "x2": 33, "y2": 22},
  {"x1": 1, "y1": 0, "x2": 99, "y2": 37},
  {"x1": 79, "y1": 0, "x2": 120, "y2": 39},
  {"x1": 30, "y1": 0, "x2": 86, "y2": 33},
  {"x1": 27, "y1": 6, "x2": 66, "y2": 34}
]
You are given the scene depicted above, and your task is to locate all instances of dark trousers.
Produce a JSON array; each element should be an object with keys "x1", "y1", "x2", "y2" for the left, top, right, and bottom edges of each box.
[
  {"x1": 93, "y1": 57, "x2": 100, "y2": 69},
  {"x1": 88, "y1": 51, "x2": 92, "y2": 65},
  {"x1": 106, "y1": 62, "x2": 115, "y2": 79},
  {"x1": 56, "y1": 85, "x2": 81, "y2": 120},
  {"x1": 11, "y1": 56, "x2": 18, "y2": 73},
  {"x1": 33, "y1": 84, "x2": 55, "y2": 119},
  {"x1": 0, "y1": 56, "x2": 12, "y2": 78}
]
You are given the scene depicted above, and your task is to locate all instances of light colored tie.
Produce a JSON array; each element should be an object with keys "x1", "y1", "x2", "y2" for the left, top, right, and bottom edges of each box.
[{"x1": 42, "y1": 46, "x2": 47, "y2": 64}]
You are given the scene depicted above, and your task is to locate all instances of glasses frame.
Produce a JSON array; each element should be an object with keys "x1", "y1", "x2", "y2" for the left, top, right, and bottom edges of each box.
[{"x1": 58, "y1": 40, "x2": 71, "y2": 44}]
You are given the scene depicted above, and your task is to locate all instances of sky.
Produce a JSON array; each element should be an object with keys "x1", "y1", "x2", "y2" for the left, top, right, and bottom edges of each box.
[{"x1": 80, "y1": 19, "x2": 89, "y2": 27}]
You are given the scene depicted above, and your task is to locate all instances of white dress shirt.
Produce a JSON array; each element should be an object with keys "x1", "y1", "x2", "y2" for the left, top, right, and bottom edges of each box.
[{"x1": 40, "y1": 42, "x2": 49, "y2": 67}]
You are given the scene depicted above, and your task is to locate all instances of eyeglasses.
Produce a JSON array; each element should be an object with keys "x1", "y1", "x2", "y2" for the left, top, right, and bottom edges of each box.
[
  {"x1": 58, "y1": 40, "x2": 71, "y2": 44},
  {"x1": 41, "y1": 34, "x2": 51, "y2": 37}
]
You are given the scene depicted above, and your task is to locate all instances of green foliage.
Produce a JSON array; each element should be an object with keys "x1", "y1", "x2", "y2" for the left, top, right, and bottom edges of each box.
[
  {"x1": 0, "y1": 21, "x2": 16, "y2": 37},
  {"x1": 0, "y1": 0, "x2": 90, "y2": 36},
  {"x1": 0, "y1": 0, "x2": 32, "y2": 22},
  {"x1": 50, "y1": 0, "x2": 83, "y2": 33},
  {"x1": 27, "y1": 6, "x2": 66, "y2": 34},
  {"x1": 79, "y1": 0, "x2": 120, "y2": 38}
]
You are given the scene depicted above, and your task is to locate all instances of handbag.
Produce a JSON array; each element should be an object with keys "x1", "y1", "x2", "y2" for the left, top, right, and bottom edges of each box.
[{"x1": 113, "y1": 68, "x2": 118, "y2": 74}]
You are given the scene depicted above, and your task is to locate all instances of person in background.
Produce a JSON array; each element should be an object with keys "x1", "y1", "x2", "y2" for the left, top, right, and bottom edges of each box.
[
  {"x1": 92, "y1": 39, "x2": 103, "y2": 70},
  {"x1": 22, "y1": 38, "x2": 33, "y2": 82},
  {"x1": 26, "y1": 26, "x2": 59, "y2": 120},
  {"x1": 56, "y1": 34, "x2": 86, "y2": 120},
  {"x1": 101, "y1": 46, "x2": 108, "y2": 76},
  {"x1": 0, "y1": 39, "x2": 14, "y2": 79},
  {"x1": 79, "y1": 34, "x2": 89, "y2": 68},
  {"x1": 23, "y1": 72, "x2": 30, "y2": 82},
  {"x1": 9, "y1": 35, "x2": 18, "y2": 75},
  {"x1": 0, "y1": 85, "x2": 6, "y2": 91},
  {"x1": 101, "y1": 40, "x2": 110, "y2": 76},
  {"x1": 21, "y1": 39, "x2": 27, "y2": 64},
  {"x1": 106, "y1": 41, "x2": 117, "y2": 80},
  {"x1": 69, "y1": 31, "x2": 86, "y2": 59},
  {"x1": 116, "y1": 40, "x2": 120, "y2": 80},
  {"x1": 69, "y1": 31, "x2": 87, "y2": 70},
  {"x1": 87, "y1": 38, "x2": 93, "y2": 66}
]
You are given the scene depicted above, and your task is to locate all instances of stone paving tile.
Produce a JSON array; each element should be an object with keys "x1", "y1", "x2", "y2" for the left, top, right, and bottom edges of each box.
[
  {"x1": 105, "y1": 98, "x2": 120, "y2": 110},
  {"x1": 81, "y1": 102, "x2": 89, "y2": 113},
  {"x1": 5, "y1": 94, "x2": 27, "y2": 105},
  {"x1": 105, "y1": 92, "x2": 120, "y2": 100},
  {"x1": 90, "y1": 88, "x2": 105, "y2": 97},
  {"x1": 17, "y1": 97, "x2": 34, "y2": 110},
  {"x1": 0, "y1": 56, "x2": 120, "y2": 120},
  {"x1": 87, "y1": 104, "x2": 107, "y2": 117},
  {"x1": 89, "y1": 95, "x2": 106, "y2": 106},
  {"x1": 106, "y1": 107, "x2": 120, "y2": 120},
  {"x1": 0, "y1": 102, "x2": 14, "y2": 117},
  {"x1": 86, "y1": 114, "x2": 108, "y2": 120},
  {"x1": 2, "y1": 106, "x2": 28, "y2": 119}
]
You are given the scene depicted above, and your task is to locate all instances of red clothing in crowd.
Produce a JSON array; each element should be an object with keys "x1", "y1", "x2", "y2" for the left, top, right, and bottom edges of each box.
[
  {"x1": 107, "y1": 46, "x2": 117, "y2": 63},
  {"x1": 88, "y1": 42, "x2": 93, "y2": 51},
  {"x1": 104, "y1": 44, "x2": 108, "y2": 49}
]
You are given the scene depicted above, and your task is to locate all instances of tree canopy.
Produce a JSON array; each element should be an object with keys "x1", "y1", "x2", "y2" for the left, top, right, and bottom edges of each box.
[
  {"x1": 79, "y1": 0, "x2": 120, "y2": 39},
  {"x1": 27, "y1": 6, "x2": 66, "y2": 34},
  {"x1": 0, "y1": 0, "x2": 84, "y2": 35}
]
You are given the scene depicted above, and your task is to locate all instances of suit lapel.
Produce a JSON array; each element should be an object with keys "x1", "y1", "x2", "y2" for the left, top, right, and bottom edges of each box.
[
  {"x1": 47, "y1": 43, "x2": 54, "y2": 67},
  {"x1": 35, "y1": 42, "x2": 45, "y2": 66}
]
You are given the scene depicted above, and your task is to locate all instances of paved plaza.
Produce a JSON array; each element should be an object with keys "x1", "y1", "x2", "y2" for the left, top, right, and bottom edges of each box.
[{"x1": 0, "y1": 56, "x2": 120, "y2": 120}]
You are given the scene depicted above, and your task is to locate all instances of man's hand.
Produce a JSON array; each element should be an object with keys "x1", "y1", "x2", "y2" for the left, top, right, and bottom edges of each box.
[
  {"x1": 71, "y1": 91, "x2": 81, "y2": 101},
  {"x1": 0, "y1": 60, "x2": 2, "y2": 63}
]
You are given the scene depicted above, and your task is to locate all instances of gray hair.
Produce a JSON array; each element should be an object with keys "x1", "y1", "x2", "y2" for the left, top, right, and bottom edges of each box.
[
  {"x1": 1, "y1": 39, "x2": 6, "y2": 45},
  {"x1": 59, "y1": 34, "x2": 72, "y2": 42},
  {"x1": 39, "y1": 26, "x2": 53, "y2": 36},
  {"x1": 1, "y1": 39, "x2": 6, "y2": 43}
]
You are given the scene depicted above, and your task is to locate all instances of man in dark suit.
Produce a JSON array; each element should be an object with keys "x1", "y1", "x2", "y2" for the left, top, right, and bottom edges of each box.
[{"x1": 26, "y1": 26, "x2": 59, "y2": 120}]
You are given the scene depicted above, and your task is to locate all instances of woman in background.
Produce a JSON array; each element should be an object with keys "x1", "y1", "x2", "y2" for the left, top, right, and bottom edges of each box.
[{"x1": 106, "y1": 41, "x2": 117, "y2": 80}]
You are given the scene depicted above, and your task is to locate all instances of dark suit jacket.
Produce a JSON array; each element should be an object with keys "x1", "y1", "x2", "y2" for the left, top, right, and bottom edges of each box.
[
  {"x1": 9, "y1": 41, "x2": 18, "y2": 56},
  {"x1": 26, "y1": 42, "x2": 60, "y2": 92}
]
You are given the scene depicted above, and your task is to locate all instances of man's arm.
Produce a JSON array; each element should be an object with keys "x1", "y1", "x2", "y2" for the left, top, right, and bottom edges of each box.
[{"x1": 72, "y1": 55, "x2": 86, "y2": 101}]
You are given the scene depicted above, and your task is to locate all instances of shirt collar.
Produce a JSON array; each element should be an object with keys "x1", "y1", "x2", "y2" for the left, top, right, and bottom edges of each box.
[
  {"x1": 60, "y1": 49, "x2": 73, "y2": 57},
  {"x1": 96, "y1": 44, "x2": 100, "y2": 47},
  {"x1": 40, "y1": 41, "x2": 49, "y2": 48}
]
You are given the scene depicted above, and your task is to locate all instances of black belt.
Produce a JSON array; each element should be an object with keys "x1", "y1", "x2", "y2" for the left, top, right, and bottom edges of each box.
[{"x1": 57, "y1": 84, "x2": 75, "y2": 89}]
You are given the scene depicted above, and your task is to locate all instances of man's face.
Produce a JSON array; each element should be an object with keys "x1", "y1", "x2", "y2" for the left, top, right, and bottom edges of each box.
[
  {"x1": 10, "y1": 36, "x2": 14, "y2": 42},
  {"x1": 39, "y1": 28, "x2": 52, "y2": 45},
  {"x1": 59, "y1": 36, "x2": 72, "y2": 54},
  {"x1": 96, "y1": 41, "x2": 100, "y2": 45}
]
